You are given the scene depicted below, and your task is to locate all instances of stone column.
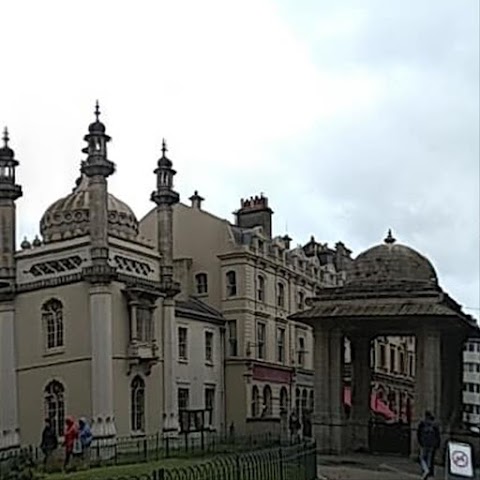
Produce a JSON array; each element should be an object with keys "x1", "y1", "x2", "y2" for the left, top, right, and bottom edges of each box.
[
  {"x1": 162, "y1": 298, "x2": 178, "y2": 433},
  {"x1": 313, "y1": 325, "x2": 345, "y2": 453},
  {"x1": 89, "y1": 285, "x2": 115, "y2": 437},
  {"x1": 350, "y1": 335, "x2": 371, "y2": 452},
  {"x1": 0, "y1": 303, "x2": 20, "y2": 450},
  {"x1": 411, "y1": 328, "x2": 442, "y2": 455}
]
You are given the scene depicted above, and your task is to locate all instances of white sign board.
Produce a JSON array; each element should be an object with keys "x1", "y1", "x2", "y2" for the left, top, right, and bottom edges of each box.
[{"x1": 447, "y1": 441, "x2": 474, "y2": 478}]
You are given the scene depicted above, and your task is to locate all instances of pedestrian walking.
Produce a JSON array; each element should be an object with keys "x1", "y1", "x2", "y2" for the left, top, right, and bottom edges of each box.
[
  {"x1": 40, "y1": 418, "x2": 58, "y2": 470},
  {"x1": 417, "y1": 410, "x2": 441, "y2": 480},
  {"x1": 63, "y1": 416, "x2": 78, "y2": 471},
  {"x1": 78, "y1": 417, "x2": 93, "y2": 465}
]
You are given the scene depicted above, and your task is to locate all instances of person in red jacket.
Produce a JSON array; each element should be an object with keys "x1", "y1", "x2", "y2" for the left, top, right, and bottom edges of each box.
[{"x1": 63, "y1": 416, "x2": 78, "y2": 471}]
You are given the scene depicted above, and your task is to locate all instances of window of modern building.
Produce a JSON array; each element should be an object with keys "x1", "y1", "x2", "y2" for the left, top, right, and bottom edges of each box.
[
  {"x1": 227, "y1": 320, "x2": 238, "y2": 356},
  {"x1": 42, "y1": 299, "x2": 64, "y2": 351},
  {"x1": 131, "y1": 376, "x2": 145, "y2": 433},
  {"x1": 277, "y1": 327, "x2": 285, "y2": 363},
  {"x1": 257, "y1": 275, "x2": 266, "y2": 302},
  {"x1": 226, "y1": 271, "x2": 237, "y2": 297},
  {"x1": 297, "y1": 291, "x2": 305, "y2": 310},
  {"x1": 257, "y1": 322, "x2": 266, "y2": 360},
  {"x1": 277, "y1": 282, "x2": 285, "y2": 308},
  {"x1": 251, "y1": 386, "x2": 260, "y2": 417},
  {"x1": 297, "y1": 336, "x2": 305, "y2": 367},
  {"x1": 195, "y1": 273, "x2": 208, "y2": 295},
  {"x1": 178, "y1": 327, "x2": 188, "y2": 361},
  {"x1": 137, "y1": 306, "x2": 153, "y2": 342},
  {"x1": 205, "y1": 331, "x2": 213, "y2": 363},
  {"x1": 263, "y1": 385, "x2": 272, "y2": 416},
  {"x1": 44, "y1": 380, "x2": 65, "y2": 437}
]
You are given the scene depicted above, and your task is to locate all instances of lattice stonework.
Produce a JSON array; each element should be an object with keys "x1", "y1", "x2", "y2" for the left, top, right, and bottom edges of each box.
[
  {"x1": 25, "y1": 255, "x2": 84, "y2": 277},
  {"x1": 113, "y1": 255, "x2": 154, "y2": 277}
]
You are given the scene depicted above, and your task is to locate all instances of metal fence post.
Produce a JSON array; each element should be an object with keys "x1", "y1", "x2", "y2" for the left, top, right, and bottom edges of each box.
[{"x1": 279, "y1": 447, "x2": 284, "y2": 480}]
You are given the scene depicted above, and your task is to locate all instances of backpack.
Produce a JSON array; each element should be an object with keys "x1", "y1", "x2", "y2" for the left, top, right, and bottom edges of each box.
[{"x1": 421, "y1": 421, "x2": 438, "y2": 447}]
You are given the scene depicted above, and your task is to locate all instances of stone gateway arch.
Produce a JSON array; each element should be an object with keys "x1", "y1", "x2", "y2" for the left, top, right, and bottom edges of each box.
[{"x1": 292, "y1": 231, "x2": 479, "y2": 454}]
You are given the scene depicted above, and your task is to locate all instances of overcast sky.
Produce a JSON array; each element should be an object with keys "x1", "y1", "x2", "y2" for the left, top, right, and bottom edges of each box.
[{"x1": 0, "y1": 0, "x2": 478, "y2": 317}]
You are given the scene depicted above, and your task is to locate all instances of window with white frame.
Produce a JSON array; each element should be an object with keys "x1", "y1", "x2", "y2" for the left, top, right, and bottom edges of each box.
[
  {"x1": 205, "y1": 331, "x2": 213, "y2": 363},
  {"x1": 178, "y1": 327, "x2": 188, "y2": 361},
  {"x1": 297, "y1": 336, "x2": 305, "y2": 367},
  {"x1": 131, "y1": 376, "x2": 145, "y2": 432},
  {"x1": 42, "y1": 299, "x2": 64, "y2": 350},
  {"x1": 277, "y1": 282, "x2": 285, "y2": 308},
  {"x1": 257, "y1": 275, "x2": 266, "y2": 302},
  {"x1": 195, "y1": 273, "x2": 208, "y2": 295},
  {"x1": 44, "y1": 380, "x2": 65, "y2": 437},
  {"x1": 226, "y1": 271, "x2": 237, "y2": 297},
  {"x1": 257, "y1": 322, "x2": 266, "y2": 359},
  {"x1": 227, "y1": 320, "x2": 238, "y2": 356},
  {"x1": 277, "y1": 327, "x2": 285, "y2": 363}
]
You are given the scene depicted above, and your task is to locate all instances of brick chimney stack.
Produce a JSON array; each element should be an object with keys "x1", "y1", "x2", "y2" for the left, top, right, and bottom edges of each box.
[{"x1": 235, "y1": 194, "x2": 273, "y2": 238}]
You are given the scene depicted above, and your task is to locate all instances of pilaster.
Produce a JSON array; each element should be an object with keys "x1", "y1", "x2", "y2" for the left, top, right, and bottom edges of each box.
[
  {"x1": 0, "y1": 301, "x2": 20, "y2": 450},
  {"x1": 350, "y1": 334, "x2": 372, "y2": 452}
]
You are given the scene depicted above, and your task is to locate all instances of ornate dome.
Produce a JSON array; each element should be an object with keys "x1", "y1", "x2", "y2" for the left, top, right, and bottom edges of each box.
[
  {"x1": 346, "y1": 230, "x2": 438, "y2": 288},
  {"x1": 40, "y1": 175, "x2": 139, "y2": 243}
]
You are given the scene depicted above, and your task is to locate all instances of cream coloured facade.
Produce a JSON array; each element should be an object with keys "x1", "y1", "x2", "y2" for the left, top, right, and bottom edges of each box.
[
  {"x1": 0, "y1": 109, "x2": 225, "y2": 449},
  {"x1": 140, "y1": 194, "x2": 352, "y2": 435}
]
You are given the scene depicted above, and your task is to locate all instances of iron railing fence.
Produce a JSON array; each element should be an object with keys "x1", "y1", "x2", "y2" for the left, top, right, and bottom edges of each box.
[
  {"x1": 0, "y1": 431, "x2": 289, "y2": 477},
  {"x1": 94, "y1": 441, "x2": 317, "y2": 480}
]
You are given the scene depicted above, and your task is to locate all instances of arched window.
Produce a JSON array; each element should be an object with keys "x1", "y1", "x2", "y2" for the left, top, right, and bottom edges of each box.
[
  {"x1": 257, "y1": 275, "x2": 266, "y2": 302},
  {"x1": 131, "y1": 376, "x2": 145, "y2": 432},
  {"x1": 195, "y1": 273, "x2": 208, "y2": 295},
  {"x1": 280, "y1": 387, "x2": 289, "y2": 414},
  {"x1": 251, "y1": 386, "x2": 260, "y2": 418},
  {"x1": 226, "y1": 271, "x2": 237, "y2": 297},
  {"x1": 42, "y1": 299, "x2": 64, "y2": 350},
  {"x1": 262, "y1": 385, "x2": 272, "y2": 417},
  {"x1": 44, "y1": 380, "x2": 65, "y2": 437},
  {"x1": 277, "y1": 282, "x2": 285, "y2": 308}
]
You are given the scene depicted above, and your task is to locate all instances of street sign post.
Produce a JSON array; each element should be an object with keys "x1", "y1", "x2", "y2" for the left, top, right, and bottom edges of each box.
[{"x1": 446, "y1": 441, "x2": 474, "y2": 479}]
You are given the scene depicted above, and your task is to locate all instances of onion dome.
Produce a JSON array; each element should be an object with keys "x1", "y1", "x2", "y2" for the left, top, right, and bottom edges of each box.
[{"x1": 40, "y1": 175, "x2": 139, "y2": 243}]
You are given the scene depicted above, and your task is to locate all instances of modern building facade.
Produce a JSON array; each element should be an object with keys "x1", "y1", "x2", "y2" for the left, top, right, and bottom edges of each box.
[{"x1": 463, "y1": 338, "x2": 480, "y2": 427}]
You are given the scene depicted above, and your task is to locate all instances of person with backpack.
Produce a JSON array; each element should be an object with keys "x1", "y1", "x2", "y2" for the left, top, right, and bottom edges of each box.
[{"x1": 417, "y1": 411, "x2": 441, "y2": 479}]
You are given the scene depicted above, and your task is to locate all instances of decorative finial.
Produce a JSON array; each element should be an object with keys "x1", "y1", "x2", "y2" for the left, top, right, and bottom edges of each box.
[
  {"x1": 94, "y1": 100, "x2": 101, "y2": 121},
  {"x1": 384, "y1": 229, "x2": 396, "y2": 244},
  {"x1": 161, "y1": 138, "x2": 168, "y2": 157},
  {"x1": 2, "y1": 127, "x2": 9, "y2": 146}
]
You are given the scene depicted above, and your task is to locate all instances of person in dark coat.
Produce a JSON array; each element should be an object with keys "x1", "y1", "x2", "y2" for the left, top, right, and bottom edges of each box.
[
  {"x1": 40, "y1": 418, "x2": 58, "y2": 469},
  {"x1": 417, "y1": 411, "x2": 441, "y2": 480}
]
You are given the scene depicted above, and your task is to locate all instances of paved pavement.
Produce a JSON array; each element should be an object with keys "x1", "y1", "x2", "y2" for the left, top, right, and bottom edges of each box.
[{"x1": 317, "y1": 453, "x2": 446, "y2": 480}]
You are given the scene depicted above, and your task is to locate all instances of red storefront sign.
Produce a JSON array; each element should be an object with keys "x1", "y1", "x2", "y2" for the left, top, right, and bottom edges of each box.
[{"x1": 252, "y1": 365, "x2": 293, "y2": 384}]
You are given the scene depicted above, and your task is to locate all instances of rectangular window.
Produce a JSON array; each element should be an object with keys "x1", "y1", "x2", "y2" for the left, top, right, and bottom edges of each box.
[
  {"x1": 137, "y1": 306, "x2": 153, "y2": 342},
  {"x1": 277, "y1": 283, "x2": 285, "y2": 308},
  {"x1": 227, "y1": 320, "x2": 238, "y2": 356},
  {"x1": 380, "y1": 344, "x2": 386, "y2": 368},
  {"x1": 178, "y1": 327, "x2": 188, "y2": 361},
  {"x1": 257, "y1": 322, "x2": 266, "y2": 359},
  {"x1": 205, "y1": 331, "x2": 213, "y2": 363},
  {"x1": 195, "y1": 273, "x2": 208, "y2": 295},
  {"x1": 177, "y1": 387, "x2": 190, "y2": 426},
  {"x1": 399, "y1": 351, "x2": 405, "y2": 374},
  {"x1": 277, "y1": 327, "x2": 285, "y2": 363},
  {"x1": 205, "y1": 387, "x2": 215, "y2": 425},
  {"x1": 226, "y1": 271, "x2": 237, "y2": 297},
  {"x1": 298, "y1": 336, "x2": 305, "y2": 367},
  {"x1": 409, "y1": 354, "x2": 414, "y2": 376}
]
